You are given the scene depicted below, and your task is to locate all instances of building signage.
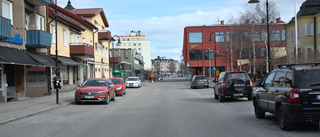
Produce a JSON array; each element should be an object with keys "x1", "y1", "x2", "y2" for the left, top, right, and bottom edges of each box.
[{"x1": 1, "y1": 34, "x2": 23, "y2": 45}]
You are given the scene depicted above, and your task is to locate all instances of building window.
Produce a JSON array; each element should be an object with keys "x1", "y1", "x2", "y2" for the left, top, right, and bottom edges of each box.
[
  {"x1": 189, "y1": 32, "x2": 202, "y2": 43},
  {"x1": 95, "y1": 45, "x2": 98, "y2": 55},
  {"x1": 76, "y1": 35, "x2": 80, "y2": 43},
  {"x1": 261, "y1": 31, "x2": 266, "y2": 41},
  {"x1": 70, "y1": 32, "x2": 74, "y2": 44},
  {"x1": 50, "y1": 24, "x2": 56, "y2": 43},
  {"x1": 204, "y1": 49, "x2": 214, "y2": 60},
  {"x1": 305, "y1": 23, "x2": 314, "y2": 36},
  {"x1": 254, "y1": 31, "x2": 260, "y2": 42},
  {"x1": 27, "y1": 66, "x2": 47, "y2": 86},
  {"x1": 63, "y1": 29, "x2": 67, "y2": 46},
  {"x1": 127, "y1": 38, "x2": 129, "y2": 41},
  {"x1": 138, "y1": 48, "x2": 141, "y2": 50},
  {"x1": 133, "y1": 43, "x2": 136, "y2": 46},
  {"x1": 281, "y1": 30, "x2": 285, "y2": 41},
  {"x1": 297, "y1": 24, "x2": 301, "y2": 37},
  {"x1": 205, "y1": 67, "x2": 215, "y2": 77},
  {"x1": 131, "y1": 38, "x2": 134, "y2": 41},
  {"x1": 215, "y1": 32, "x2": 224, "y2": 42},
  {"x1": 271, "y1": 30, "x2": 280, "y2": 41},
  {"x1": 128, "y1": 43, "x2": 131, "y2": 46},
  {"x1": 136, "y1": 38, "x2": 138, "y2": 41},
  {"x1": 82, "y1": 37, "x2": 86, "y2": 43},
  {"x1": 102, "y1": 46, "x2": 105, "y2": 56},
  {"x1": 99, "y1": 46, "x2": 102, "y2": 56},
  {"x1": 305, "y1": 46, "x2": 314, "y2": 59},
  {"x1": 290, "y1": 30, "x2": 294, "y2": 41},
  {"x1": 61, "y1": 66, "x2": 69, "y2": 84},
  {"x1": 36, "y1": 14, "x2": 44, "y2": 31},
  {"x1": 189, "y1": 50, "x2": 203, "y2": 60},
  {"x1": 261, "y1": 48, "x2": 266, "y2": 58},
  {"x1": 90, "y1": 40, "x2": 93, "y2": 46},
  {"x1": 123, "y1": 38, "x2": 125, "y2": 41},
  {"x1": 106, "y1": 48, "x2": 108, "y2": 57},
  {"x1": 2, "y1": 0, "x2": 13, "y2": 24},
  {"x1": 139, "y1": 43, "x2": 141, "y2": 46}
]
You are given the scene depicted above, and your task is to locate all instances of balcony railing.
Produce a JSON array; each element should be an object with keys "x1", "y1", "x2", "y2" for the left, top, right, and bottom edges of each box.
[
  {"x1": 26, "y1": 30, "x2": 52, "y2": 48},
  {"x1": 0, "y1": 16, "x2": 11, "y2": 39},
  {"x1": 70, "y1": 43, "x2": 94, "y2": 59},
  {"x1": 24, "y1": 0, "x2": 50, "y2": 6},
  {"x1": 98, "y1": 30, "x2": 112, "y2": 40}
]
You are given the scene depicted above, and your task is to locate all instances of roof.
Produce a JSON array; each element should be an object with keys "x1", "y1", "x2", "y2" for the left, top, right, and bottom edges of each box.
[
  {"x1": 68, "y1": 8, "x2": 109, "y2": 27},
  {"x1": 286, "y1": 0, "x2": 320, "y2": 26}
]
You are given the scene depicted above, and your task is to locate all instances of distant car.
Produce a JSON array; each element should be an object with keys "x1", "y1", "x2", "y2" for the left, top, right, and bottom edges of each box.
[
  {"x1": 126, "y1": 77, "x2": 141, "y2": 88},
  {"x1": 190, "y1": 75, "x2": 209, "y2": 89},
  {"x1": 158, "y1": 75, "x2": 163, "y2": 80},
  {"x1": 75, "y1": 78, "x2": 116, "y2": 104},
  {"x1": 253, "y1": 64, "x2": 320, "y2": 130},
  {"x1": 110, "y1": 78, "x2": 126, "y2": 96},
  {"x1": 213, "y1": 71, "x2": 253, "y2": 102}
]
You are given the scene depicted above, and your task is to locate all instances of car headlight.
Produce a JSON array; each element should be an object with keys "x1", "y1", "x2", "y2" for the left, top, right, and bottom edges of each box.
[
  {"x1": 116, "y1": 87, "x2": 122, "y2": 90},
  {"x1": 98, "y1": 91, "x2": 107, "y2": 95},
  {"x1": 75, "y1": 91, "x2": 81, "y2": 94}
]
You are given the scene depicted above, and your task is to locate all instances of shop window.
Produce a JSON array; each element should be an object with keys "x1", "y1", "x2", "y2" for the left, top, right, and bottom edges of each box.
[
  {"x1": 189, "y1": 50, "x2": 203, "y2": 60},
  {"x1": 204, "y1": 49, "x2": 214, "y2": 60},
  {"x1": 27, "y1": 66, "x2": 47, "y2": 87},
  {"x1": 61, "y1": 66, "x2": 69, "y2": 84}
]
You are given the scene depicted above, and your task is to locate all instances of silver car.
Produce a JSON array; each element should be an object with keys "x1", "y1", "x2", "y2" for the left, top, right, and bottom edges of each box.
[
  {"x1": 126, "y1": 77, "x2": 141, "y2": 88},
  {"x1": 190, "y1": 75, "x2": 209, "y2": 89}
]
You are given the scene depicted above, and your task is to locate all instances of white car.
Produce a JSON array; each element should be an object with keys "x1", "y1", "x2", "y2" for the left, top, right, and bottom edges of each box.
[{"x1": 126, "y1": 77, "x2": 141, "y2": 88}]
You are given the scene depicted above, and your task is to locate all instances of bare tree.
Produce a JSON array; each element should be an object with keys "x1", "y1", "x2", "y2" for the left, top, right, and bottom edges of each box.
[{"x1": 169, "y1": 62, "x2": 176, "y2": 74}]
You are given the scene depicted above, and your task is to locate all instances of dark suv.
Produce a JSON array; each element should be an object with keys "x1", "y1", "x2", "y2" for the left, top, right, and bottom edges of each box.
[
  {"x1": 213, "y1": 71, "x2": 253, "y2": 102},
  {"x1": 253, "y1": 63, "x2": 320, "y2": 130},
  {"x1": 190, "y1": 75, "x2": 209, "y2": 89}
]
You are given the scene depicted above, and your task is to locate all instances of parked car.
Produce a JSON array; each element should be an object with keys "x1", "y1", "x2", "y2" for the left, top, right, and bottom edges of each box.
[
  {"x1": 190, "y1": 75, "x2": 209, "y2": 89},
  {"x1": 126, "y1": 77, "x2": 141, "y2": 88},
  {"x1": 110, "y1": 78, "x2": 126, "y2": 96},
  {"x1": 253, "y1": 64, "x2": 320, "y2": 130},
  {"x1": 213, "y1": 71, "x2": 253, "y2": 102},
  {"x1": 75, "y1": 78, "x2": 116, "y2": 104}
]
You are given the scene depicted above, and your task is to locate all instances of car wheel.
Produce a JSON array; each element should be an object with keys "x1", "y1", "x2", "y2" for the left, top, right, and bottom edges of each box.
[
  {"x1": 253, "y1": 99, "x2": 265, "y2": 119},
  {"x1": 111, "y1": 92, "x2": 116, "y2": 101},
  {"x1": 219, "y1": 94, "x2": 225, "y2": 102},
  {"x1": 247, "y1": 93, "x2": 253, "y2": 101},
  {"x1": 104, "y1": 94, "x2": 110, "y2": 105},
  {"x1": 213, "y1": 88, "x2": 219, "y2": 99},
  {"x1": 278, "y1": 106, "x2": 293, "y2": 130}
]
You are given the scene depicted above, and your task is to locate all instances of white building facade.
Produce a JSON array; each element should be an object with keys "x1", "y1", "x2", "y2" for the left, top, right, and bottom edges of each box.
[{"x1": 115, "y1": 31, "x2": 151, "y2": 70}]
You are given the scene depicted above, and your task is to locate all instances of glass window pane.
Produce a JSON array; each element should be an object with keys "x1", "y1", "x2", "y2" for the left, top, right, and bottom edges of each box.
[
  {"x1": 189, "y1": 50, "x2": 203, "y2": 60},
  {"x1": 189, "y1": 32, "x2": 202, "y2": 43}
]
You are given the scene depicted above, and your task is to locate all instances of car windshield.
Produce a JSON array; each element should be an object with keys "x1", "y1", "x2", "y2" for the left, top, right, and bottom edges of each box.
[
  {"x1": 111, "y1": 79, "x2": 122, "y2": 84},
  {"x1": 83, "y1": 80, "x2": 107, "y2": 86},
  {"x1": 127, "y1": 78, "x2": 138, "y2": 81},
  {"x1": 225, "y1": 73, "x2": 249, "y2": 81},
  {"x1": 297, "y1": 70, "x2": 320, "y2": 88},
  {"x1": 195, "y1": 76, "x2": 206, "y2": 80}
]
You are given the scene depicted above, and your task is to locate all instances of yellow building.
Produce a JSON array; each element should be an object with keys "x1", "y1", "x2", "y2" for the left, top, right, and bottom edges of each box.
[
  {"x1": 67, "y1": 2, "x2": 112, "y2": 78},
  {"x1": 285, "y1": 0, "x2": 320, "y2": 64}
]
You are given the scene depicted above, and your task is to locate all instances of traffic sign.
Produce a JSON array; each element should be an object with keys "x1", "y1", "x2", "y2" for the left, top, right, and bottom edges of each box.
[
  {"x1": 186, "y1": 62, "x2": 190, "y2": 67},
  {"x1": 150, "y1": 72, "x2": 154, "y2": 77}
]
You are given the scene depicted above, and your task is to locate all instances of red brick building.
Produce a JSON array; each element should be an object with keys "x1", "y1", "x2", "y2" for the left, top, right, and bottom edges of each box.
[{"x1": 183, "y1": 19, "x2": 286, "y2": 79}]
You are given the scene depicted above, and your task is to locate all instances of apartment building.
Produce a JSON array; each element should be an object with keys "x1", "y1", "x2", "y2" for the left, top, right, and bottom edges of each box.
[
  {"x1": 114, "y1": 31, "x2": 151, "y2": 70},
  {"x1": 285, "y1": 0, "x2": 320, "y2": 64},
  {"x1": 66, "y1": 2, "x2": 112, "y2": 79},
  {"x1": 0, "y1": 0, "x2": 54, "y2": 102},
  {"x1": 152, "y1": 56, "x2": 181, "y2": 77}
]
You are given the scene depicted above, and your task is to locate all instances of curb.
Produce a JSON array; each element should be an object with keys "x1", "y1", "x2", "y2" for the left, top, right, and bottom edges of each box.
[{"x1": 0, "y1": 102, "x2": 71, "y2": 125}]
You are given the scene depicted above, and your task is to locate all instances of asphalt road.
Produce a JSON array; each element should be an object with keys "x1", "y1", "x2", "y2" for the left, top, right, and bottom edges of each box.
[{"x1": 0, "y1": 78, "x2": 319, "y2": 137}]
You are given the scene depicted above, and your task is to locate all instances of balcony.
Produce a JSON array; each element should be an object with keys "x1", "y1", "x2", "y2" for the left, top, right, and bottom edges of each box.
[
  {"x1": 70, "y1": 43, "x2": 94, "y2": 59},
  {"x1": 24, "y1": 0, "x2": 50, "y2": 6},
  {"x1": 0, "y1": 16, "x2": 11, "y2": 39},
  {"x1": 98, "y1": 30, "x2": 112, "y2": 41},
  {"x1": 26, "y1": 30, "x2": 52, "y2": 48}
]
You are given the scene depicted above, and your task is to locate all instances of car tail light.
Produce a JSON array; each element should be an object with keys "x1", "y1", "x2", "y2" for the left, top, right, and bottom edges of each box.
[
  {"x1": 222, "y1": 81, "x2": 226, "y2": 90},
  {"x1": 249, "y1": 79, "x2": 253, "y2": 89},
  {"x1": 288, "y1": 88, "x2": 300, "y2": 103}
]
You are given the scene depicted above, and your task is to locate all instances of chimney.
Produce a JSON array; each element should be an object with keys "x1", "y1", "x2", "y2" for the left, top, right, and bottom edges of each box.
[
  {"x1": 276, "y1": 18, "x2": 281, "y2": 23},
  {"x1": 245, "y1": 19, "x2": 250, "y2": 24},
  {"x1": 221, "y1": 20, "x2": 224, "y2": 25}
]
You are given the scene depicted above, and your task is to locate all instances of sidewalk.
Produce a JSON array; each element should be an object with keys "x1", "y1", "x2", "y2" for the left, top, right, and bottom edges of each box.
[{"x1": 0, "y1": 90, "x2": 75, "y2": 125}]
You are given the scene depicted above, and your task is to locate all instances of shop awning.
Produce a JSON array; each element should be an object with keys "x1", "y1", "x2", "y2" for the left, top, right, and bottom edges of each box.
[
  {"x1": 53, "y1": 56, "x2": 83, "y2": 66},
  {"x1": 27, "y1": 51, "x2": 57, "y2": 67},
  {"x1": 0, "y1": 46, "x2": 41, "y2": 66}
]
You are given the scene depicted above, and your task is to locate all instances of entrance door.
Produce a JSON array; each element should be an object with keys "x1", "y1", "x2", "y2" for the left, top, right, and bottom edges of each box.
[
  {"x1": 15, "y1": 65, "x2": 24, "y2": 98},
  {"x1": 4, "y1": 64, "x2": 16, "y2": 101}
]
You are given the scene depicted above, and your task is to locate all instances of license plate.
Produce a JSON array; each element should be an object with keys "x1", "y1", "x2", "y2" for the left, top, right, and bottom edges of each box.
[
  {"x1": 317, "y1": 95, "x2": 320, "y2": 100},
  {"x1": 233, "y1": 93, "x2": 243, "y2": 96},
  {"x1": 84, "y1": 96, "x2": 94, "y2": 99}
]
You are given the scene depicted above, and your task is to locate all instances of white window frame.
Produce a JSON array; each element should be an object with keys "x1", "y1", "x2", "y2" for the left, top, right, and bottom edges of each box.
[
  {"x1": 90, "y1": 40, "x2": 93, "y2": 46},
  {"x1": 105, "y1": 48, "x2": 108, "y2": 57},
  {"x1": 76, "y1": 35, "x2": 80, "y2": 43},
  {"x1": 50, "y1": 24, "x2": 56, "y2": 43},
  {"x1": 63, "y1": 29, "x2": 67, "y2": 47},
  {"x1": 70, "y1": 32, "x2": 74, "y2": 44},
  {"x1": 99, "y1": 46, "x2": 102, "y2": 56},
  {"x1": 305, "y1": 46, "x2": 314, "y2": 59},
  {"x1": 2, "y1": 0, "x2": 13, "y2": 25},
  {"x1": 102, "y1": 46, "x2": 105, "y2": 57},
  {"x1": 305, "y1": 23, "x2": 314, "y2": 36},
  {"x1": 36, "y1": 14, "x2": 45, "y2": 31},
  {"x1": 82, "y1": 37, "x2": 86, "y2": 43},
  {"x1": 95, "y1": 46, "x2": 98, "y2": 55}
]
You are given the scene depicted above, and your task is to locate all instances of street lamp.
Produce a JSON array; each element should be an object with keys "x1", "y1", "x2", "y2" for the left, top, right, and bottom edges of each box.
[
  {"x1": 209, "y1": 32, "x2": 217, "y2": 81},
  {"x1": 248, "y1": 0, "x2": 271, "y2": 73},
  {"x1": 112, "y1": 35, "x2": 121, "y2": 77}
]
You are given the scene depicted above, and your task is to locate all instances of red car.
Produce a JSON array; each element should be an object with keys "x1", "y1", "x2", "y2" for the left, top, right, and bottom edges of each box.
[
  {"x1": 110, "y1": 78, "x2": 126, "y2": 96},
  {"x1": 75, "y1": 78, "x2": 116, "y2": 104}
]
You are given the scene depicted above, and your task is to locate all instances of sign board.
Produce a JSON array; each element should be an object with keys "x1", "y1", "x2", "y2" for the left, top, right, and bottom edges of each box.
[
  {"x1": 186, "y1": 62, "x2": 190, "y2": 67},
  {"x1": 216, "y1": 69, "x2": 220, "y2": 76},
  {"x1": 141, "y1": 64, "x2": 144, "y2": 69},
  {"x1": 150, "y1": 72, "x2": 154, "y2": 77}
]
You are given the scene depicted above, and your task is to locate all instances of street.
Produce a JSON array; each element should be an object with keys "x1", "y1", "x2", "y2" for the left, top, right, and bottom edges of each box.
[{"x1": 0, "y1": 78, "x2": 319, "y2": 137}]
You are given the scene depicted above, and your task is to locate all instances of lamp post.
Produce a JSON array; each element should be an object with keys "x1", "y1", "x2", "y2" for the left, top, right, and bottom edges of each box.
[
  {"x1": 248, "y1": 0, "x2": 271, "y2": 73},
  {"x1": 209, "y1": 32, "x2": 217, "y2": 81},
  {"x1": 112, "y1": 35, "x2": 121, "y2": 77}
]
